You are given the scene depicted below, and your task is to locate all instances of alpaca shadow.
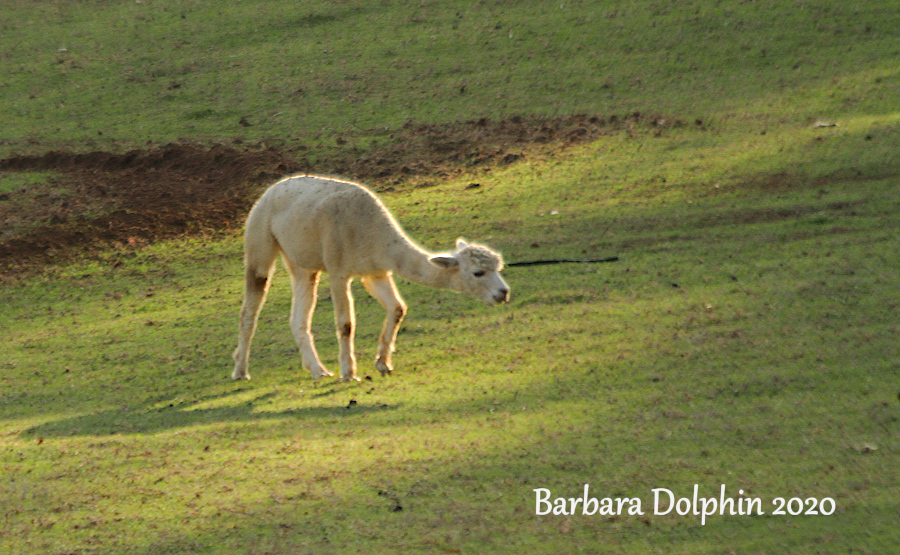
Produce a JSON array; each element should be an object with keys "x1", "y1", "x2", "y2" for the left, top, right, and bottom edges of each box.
[{"x1": 22, "y1": 389, "x2": 398, "y2": 438}]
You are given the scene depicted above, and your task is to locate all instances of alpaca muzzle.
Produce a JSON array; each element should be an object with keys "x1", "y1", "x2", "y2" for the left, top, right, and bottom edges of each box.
[{"x1": 494, "y1": 287, "x2": 511, "y2": 304}]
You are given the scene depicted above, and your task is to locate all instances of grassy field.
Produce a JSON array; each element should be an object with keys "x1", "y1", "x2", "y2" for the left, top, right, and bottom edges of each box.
[
  {"x1": 3, "y1": 0, "x2": 899, "y2": 153},
  {"x1": 2, "y1": 1, "x2": 899, "y2": 554}
]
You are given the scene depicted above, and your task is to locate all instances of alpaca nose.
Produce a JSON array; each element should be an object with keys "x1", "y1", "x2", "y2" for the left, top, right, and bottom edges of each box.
[{"x1": 494, "y1": 287, "x2": 510, "y2": 303}]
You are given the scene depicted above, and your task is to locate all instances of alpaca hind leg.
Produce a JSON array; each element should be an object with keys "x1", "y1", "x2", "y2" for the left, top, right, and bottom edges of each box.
[
  {"x1": 361, "y1": 274, "x2": 407, "y2": 376},
  {"x1": 330, "y1": 276, "x2": 359, "y2": 382},
  {"x1": 232, "y1": 264, "x2": 275, "y2": 380},
  {"x1": 288, "y1": 268, "x2": 333, "y2": 379}
]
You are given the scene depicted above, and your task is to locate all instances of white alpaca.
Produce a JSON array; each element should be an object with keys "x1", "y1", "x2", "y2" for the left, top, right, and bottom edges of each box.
[{"x1": 232, "y1": 175, "x2": 511, "y2": 382}]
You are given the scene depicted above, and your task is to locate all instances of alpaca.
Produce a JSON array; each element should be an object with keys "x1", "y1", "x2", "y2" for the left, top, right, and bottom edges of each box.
[{"x1": 232, "y1": 175, "x2": 511, "y2": 382}]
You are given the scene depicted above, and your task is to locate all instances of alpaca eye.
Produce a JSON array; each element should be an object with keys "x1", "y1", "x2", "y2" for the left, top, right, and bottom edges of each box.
[{"x1": 473, "y1": 271, "x2": 485, "y2": 277}]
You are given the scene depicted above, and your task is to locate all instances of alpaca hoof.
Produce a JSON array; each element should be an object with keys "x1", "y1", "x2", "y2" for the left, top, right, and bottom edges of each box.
[
  {"x1": 232, "y1": 369, "x2": 250, "y2": 380},
  {"x1": 310, "y1": 367, "x2": 334, "y2": 380},
  {"x1": 340, "y1": 374, "x2": 361, "y2": 383},
  {"x1": 376, "y1": 360, "x2": 393, "y2": 377}
]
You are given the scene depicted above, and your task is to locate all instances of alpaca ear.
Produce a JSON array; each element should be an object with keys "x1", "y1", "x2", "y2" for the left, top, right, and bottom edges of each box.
[
  {"x1": 455, "y1": 238, "x2": 469, "y2": 251},
  {"x1": 429, "y1": 254, "x2": 459, "y2": 269}
]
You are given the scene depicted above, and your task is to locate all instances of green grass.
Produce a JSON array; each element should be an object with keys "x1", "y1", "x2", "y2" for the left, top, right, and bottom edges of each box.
[
  {"x1": 3, "y1": 127, "x2": 898, "y2": 553},
  {"x1": 2, "y1": 0, "x2": 899, "y2": 154},
  {"x1": 2, "y1": 0, "x2": 900, "y2": 553}
]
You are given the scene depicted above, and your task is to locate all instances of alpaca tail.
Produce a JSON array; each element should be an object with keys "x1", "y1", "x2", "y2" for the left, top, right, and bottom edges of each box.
[{"x1": 242, "y1": 197, "x2": 280, "y2": 283}]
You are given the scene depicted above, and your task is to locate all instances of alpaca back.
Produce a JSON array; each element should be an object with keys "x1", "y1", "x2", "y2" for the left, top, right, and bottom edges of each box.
[{"x1": 257, "y1": 175, "x2": 411, "y2": 277}]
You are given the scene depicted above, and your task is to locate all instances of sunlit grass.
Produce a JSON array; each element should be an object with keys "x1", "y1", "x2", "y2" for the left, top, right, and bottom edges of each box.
[{"x1": 3, "y1": 124, "x2": 899, "y2": 552}]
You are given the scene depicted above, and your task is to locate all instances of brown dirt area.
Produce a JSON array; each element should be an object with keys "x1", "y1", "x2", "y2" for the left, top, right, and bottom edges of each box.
[{"x1": 0, "y1": 113, "x2": 664, "y2": 271}]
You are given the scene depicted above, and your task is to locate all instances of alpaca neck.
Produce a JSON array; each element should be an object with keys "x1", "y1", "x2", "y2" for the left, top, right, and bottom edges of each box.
[{"x1": 391, "y1": 241, "x2": 455, "y2": 291}]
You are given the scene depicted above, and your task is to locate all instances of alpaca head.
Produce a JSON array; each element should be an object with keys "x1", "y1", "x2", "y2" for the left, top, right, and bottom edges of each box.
[{"x1": 429, "y1": 238, "x2": 510, "y2": 304}]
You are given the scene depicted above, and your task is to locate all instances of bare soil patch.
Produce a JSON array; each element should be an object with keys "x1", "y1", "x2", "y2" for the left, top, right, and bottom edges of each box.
[{"x1": 0, "y1": 113, "x2": 658, "y2": 271}]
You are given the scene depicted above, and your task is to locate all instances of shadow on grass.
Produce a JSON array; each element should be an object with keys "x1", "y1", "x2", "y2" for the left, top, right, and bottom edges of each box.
[{"x1": 21, "y1": 388, "x2": 399, "y2": 438}]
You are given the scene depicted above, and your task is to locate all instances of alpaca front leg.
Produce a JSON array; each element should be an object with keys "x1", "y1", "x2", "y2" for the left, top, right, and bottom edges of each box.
[
  {"x1": 375, "y1": 304, "x2": 407, "y2": 377},
  {"x1": 330, "y1": 277, "x2": 359, "y2": 382},
  {"x1": 362, "y1": 275, "x2": 407, "y2": 376},
  {"x1": 289, "y1": 269, "x2": 333, "y2": 380}
]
